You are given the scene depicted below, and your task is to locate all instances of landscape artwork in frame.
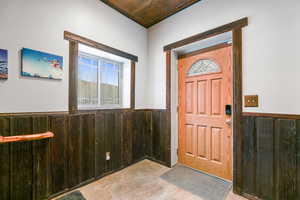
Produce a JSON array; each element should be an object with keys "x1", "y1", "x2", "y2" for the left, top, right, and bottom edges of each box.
[
  {"x1": 21, "y1": 48, "x2": 63, "y2": 80},
  {"x1": 0, "y1": 49, "x2": 8, "y2": 79}
]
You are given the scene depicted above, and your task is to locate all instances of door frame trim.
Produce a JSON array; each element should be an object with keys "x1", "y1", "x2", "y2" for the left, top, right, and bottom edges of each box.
[
  {"x1": 164, "y1": 17, "x2": 248, "y2": 51},
  {"x1": 164, "y1": 17, "x2": 248, "y2": 195},
  {"x1": 177, "y1": 42, "x2": 232, "y2": 59}
]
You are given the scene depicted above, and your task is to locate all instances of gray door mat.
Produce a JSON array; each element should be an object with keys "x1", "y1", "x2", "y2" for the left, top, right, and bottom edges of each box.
[
  {"x1": 160, "y1": 165, "x2": 232, "y2": 200},
  {"x1": 57, "y1": 191, "x2": 86, "y2": 200}
]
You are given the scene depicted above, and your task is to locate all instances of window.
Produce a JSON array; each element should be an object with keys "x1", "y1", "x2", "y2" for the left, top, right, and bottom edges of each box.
[
  {"x1": 187, "y1": 59, "x2": 220, "y2": 76},
  {"x1": 78, "y1": 44, "x2": 131, "y2": 109},
  {"x1": 99, "y1": 58, "x2": 122, "y2": 105}
]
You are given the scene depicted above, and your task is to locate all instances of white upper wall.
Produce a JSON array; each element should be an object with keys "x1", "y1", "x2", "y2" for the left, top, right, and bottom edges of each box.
[
  {"x1": 1, "y1": 0, "x2": 300, "y2": 114},
  {"x1": 0, "y1": 0, "x2": 148, "y2": 113},
  {"x1": 148, "y1": 0, "x2": 300, "y2": 114}
]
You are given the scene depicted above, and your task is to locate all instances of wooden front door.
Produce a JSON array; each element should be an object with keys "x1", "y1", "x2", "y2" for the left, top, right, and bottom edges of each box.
[{"x1": 178, "y1": 44, "x2": 233, "y2": 181}]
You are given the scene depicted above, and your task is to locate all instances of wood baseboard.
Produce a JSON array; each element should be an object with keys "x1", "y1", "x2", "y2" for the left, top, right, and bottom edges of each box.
[{"x1": 241, "y1": 192, "x2": 261, "y2": 200}]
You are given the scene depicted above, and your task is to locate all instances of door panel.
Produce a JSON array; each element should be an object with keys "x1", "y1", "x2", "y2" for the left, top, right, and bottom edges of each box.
[
  {"x1": 178, "y1": 45, "x2": 232, "y2": 181},
  {"x1": 211, "y1": 127, "x2": 222, "y2": 163},
  {"x1": 185, "y1": 82, "x2": 194, "y2": 113},
  {"x1": 197, "y1": 81, "x2": 207, "y2": 114},
  {"x1": 197, "y1": 126, "x2": 207, "y2": 158},
  {"x1": 185, "y1": 124, "x2": 194, "y2": 155},
  {"x1": 211, "y1": 79, "x2": 222, "y2": 116}
]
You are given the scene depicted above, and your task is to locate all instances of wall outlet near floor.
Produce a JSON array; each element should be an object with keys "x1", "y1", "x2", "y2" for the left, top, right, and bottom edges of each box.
[{"x1": 106, "y1": 152, "x2": 111, "y2": 160}]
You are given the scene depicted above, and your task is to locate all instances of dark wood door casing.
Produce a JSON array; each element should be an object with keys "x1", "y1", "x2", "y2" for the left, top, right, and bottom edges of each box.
[{"x1": 164, "y1": 18, "x2": 248, "y2": 196}]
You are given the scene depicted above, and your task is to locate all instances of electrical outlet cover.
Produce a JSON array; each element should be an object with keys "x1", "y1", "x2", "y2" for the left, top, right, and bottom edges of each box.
[{"x1": 106, "y1": 152, "x2": 110, "y2": 160}]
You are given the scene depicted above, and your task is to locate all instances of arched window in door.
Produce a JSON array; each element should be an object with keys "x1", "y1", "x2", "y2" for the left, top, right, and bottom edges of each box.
[{"x1": 187, "y1": 59, "x2": 220, "y2": 76}]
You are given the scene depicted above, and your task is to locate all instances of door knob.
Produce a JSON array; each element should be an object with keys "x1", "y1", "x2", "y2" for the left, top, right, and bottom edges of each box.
[{"x1": 225, "y1": 119, "x2": 232, "y2": 126}]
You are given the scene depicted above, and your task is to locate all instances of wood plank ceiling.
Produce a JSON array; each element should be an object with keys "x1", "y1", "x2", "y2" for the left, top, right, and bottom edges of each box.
[{"x1": 100, "y1": 0, "x2": 202, "y2": 28}]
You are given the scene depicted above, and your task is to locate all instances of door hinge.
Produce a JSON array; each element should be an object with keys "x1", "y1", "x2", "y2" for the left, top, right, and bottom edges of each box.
[
  {"x1": 177, "y1": 148, "x2": 179, "y2": 155},
  {"x1": 177, "y1": 105, "x2": 179, "y2": 113}
]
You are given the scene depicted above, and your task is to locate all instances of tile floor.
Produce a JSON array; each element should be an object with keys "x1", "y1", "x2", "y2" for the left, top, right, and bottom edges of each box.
[{"x1": 55, "y1": 160, "x2": 247, "y2": 200}]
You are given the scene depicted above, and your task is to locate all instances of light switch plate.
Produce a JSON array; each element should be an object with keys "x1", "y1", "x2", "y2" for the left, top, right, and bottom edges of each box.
[{"x1": 244, "y1": 95, "x2": 259, "y2": 107}]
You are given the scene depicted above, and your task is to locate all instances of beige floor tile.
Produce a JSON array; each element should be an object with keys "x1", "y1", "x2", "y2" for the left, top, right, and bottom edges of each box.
[
  {"x1": 54, "y1": 160, "x2": 246, "y2": 200},
  {"x1": 225, "y1": 191, "x2": 248, "y2": 200}
]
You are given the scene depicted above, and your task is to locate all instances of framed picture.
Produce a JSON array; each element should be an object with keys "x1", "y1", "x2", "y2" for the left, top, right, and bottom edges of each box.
[
  {"x1": 0, "y1": 49, "x2": 8, "y2": 79},
  {"x1": 21, "y1": 48, "x2": 63, "y2": 80}
]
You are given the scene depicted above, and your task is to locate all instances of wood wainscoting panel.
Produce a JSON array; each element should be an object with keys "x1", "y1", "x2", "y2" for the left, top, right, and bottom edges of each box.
[
  {"x1": 80, "y1": 114, "x2": 95, "y2": 182},
  {"x1": 122, "y1": 111, "x2": 133, "y2": 167},
  {"x1": 32, "y1": 116, "x2": 50, "y2": 200},
  {"x1": 68, "y1": 114, "x2": 82, "y2": 187},
  {"x1": 255, "y1": 118, "x2": 274, "y2": 199},
  {"x1": 95, "y1": 113, "x2": 105, "y2": 178},
  {"x1": 241, "y1": 113, "x2": 300, "y2": 200},
  {"x1": 133, "y1": 111, "x2": 146, "y2": 162},
  {"x1": 241, "y1": 116, "x2": 256, "y2": 196},
  {"x1": 49, "y1": 115, "x2": 69, "y2": 195},
  {"x1": 152, "y1": 111, "x2": 162, "y2": 162},
  {"x1": 10, "y1": 116, "x2": 34, "y2": 200},
  {"x1": 151, "y1": 110, "x2": 170, "y2": 165},
  {"x1": 144, "y1": 111, "x2": 154, "y2": 158},
  {"x1": 103, "y1": 112, "x2": 115, "y2": 173},
  {"x1": 297, "y1": 120, "x2": 300, "y2": 200},
  {"x1": 3, "y1": 110, "x2": 300, "y2": 200},
  {"x1": 274, "y1": 119, "x2": 297, "y2": 200},
  {"x1": 0, "y1": 109, "x2": 170, "y2": 200},
  {"x1": 0, "y1": 117, "x2": 11, "y2": 200}
]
